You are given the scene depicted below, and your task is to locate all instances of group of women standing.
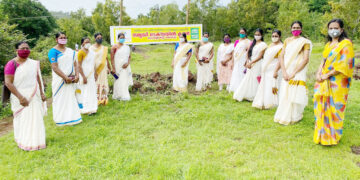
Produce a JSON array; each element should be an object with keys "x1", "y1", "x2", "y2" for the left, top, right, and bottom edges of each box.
[
  {"x1": 3, "y1": 31, "x2": 133, "y2": 151},
  {"x1": 2, "y1": 18, "x2": 355, "y2": 151},
  {"x1": 172, "y1": 19, "x2": 355, "y2": 146}
]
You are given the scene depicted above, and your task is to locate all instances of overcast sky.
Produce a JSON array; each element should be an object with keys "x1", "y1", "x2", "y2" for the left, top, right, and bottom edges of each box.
[{"x1": 38, "y1": 0, "x2": 232, "y2": 18}]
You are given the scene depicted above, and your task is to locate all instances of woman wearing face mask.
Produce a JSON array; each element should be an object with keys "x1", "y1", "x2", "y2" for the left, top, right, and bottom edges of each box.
[
  {"x1": 217, "y1": 34, "x2": 234, "y2": 91},
  {"x1": 229, "y1": 28, "x2": 251, "y2": 92},
  {"x1": 90, "y1": 32, "x2": 111, "y2": 105},
  {"x1": 172, "y1": 33, "x2": 193, "y2": 92},
  {"x1": 274, "y1": 21, "x2": 312, "y2": 125},
  {"x1": 233, "y1": 28, "x2": 267, "y2": 101},
  {"x1": 252, "y1": 30, "x2": 283, "y2": 109},
  {"x1": 313, "y1": 19, "x2": 355, "y2": 145},
  {"x1": 111, "y1": 33, "x2": 133, "y2": 101},
  {"x1": 48, "y1": 32, "x2": 82, "y2": 126},
  {"x1": 77, "y1": 37, "x2": 98, "y2": 115},
  {"x1": 195, "y1": 32, "x2": 214, "y2": 91},
  {"x1": 4, "y1": 41, "x2": 47, "y2": 151}
]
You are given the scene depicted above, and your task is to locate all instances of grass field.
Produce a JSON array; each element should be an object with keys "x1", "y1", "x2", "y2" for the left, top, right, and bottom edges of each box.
[{"x1": 0, "y1": 42, "x2": 360, "y2": 179}]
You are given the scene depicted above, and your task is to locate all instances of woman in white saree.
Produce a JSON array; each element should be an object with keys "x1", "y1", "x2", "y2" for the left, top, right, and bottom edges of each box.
[
  {"x1": 48, "y1": 32, "x2": 82, "y2": 126},
  {"x1": 172, "y1": 33, "x2": 193, "y2": 92},
  {"x1": 229, "y1": 28, "x2": 251, "y2": 92},
  {"x1": 195, "y1": 32, "x2": 214, "y2": 91},
  {"x1": 274, "y1": 21, "x2": 312, "y2": 125},
  {"x1": 4, "y1": 42, "x2": 46, "y2": 151},
  {"x1": 234, "y1": 28, "x2": 267, "y2": 101},
  {"x1": 253, "y1": 30, "x2": 283, "y2": 109},
  {"x1": 111, "y1": 33, "x2": 133, "y2": 101},
  {"x1": 78, "y1": 37, "x2": 98, "y2": 114}
]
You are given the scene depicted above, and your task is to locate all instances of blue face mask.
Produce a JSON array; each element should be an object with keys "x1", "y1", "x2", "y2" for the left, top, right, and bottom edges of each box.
[
  {"x1": 119, "y1": 38, "x2": 125, "y2": 43},
  {"x1": 239, "y1": 33, "x2": 246, "y2": 38},
  {"x1": 202, "y1": 37, "x2": 209, "y2": 42}
]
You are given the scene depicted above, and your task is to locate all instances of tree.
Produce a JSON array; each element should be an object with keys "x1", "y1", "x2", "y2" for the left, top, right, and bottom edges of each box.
[
  {"x1": 0, "y1": 0, "x2": 57, "y2": 45},
  {"x1": 91, "y1": 0, "x2": 132, "y2": 42},
  {"x1": 323, "y1": 0, "x2": 360, "y2": 39},
  {"x1": 276, "y1": 0, "x2": 323, "y2": 41},
  {"x1": 0, "y1": 20, "x2": 27, "y2": 81},
  {"x1": 70, "y1": 9, "x2": 96, "y2": 35}
]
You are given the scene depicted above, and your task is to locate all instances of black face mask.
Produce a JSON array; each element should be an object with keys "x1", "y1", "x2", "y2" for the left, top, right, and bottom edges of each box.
[{"x1": 96, "y1": 38, "x2": 103, "y2": 44}]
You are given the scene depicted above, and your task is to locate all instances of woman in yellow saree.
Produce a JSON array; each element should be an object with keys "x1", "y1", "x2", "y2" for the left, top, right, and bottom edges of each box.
[
  {"x1": 313, "y1": 19, "x2": 355, "y2": 145},
  {"x1": 90, "y1": 33, "x2": 111, "y2": 105}
]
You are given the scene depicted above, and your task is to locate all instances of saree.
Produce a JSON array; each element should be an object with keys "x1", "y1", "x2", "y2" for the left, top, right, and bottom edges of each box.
[
  {"x1": 10, "y1": 59, "x2": 46, "y2": 151},
  {"x1": 274, "y1": 37, "x2": 312, "y2": 125},
  {"x1": 233, "y1": 42, "x2": 267, "y2": 101},
  {"x1": 252, "y1": 43, "x2": 283, "y2": 109},
  {"x1": 217, "y1": 43, "x2": 234, "y2": 85},
  {"x1": 50, "y1": 48, "x2": 82, "y2": 126},
  {"x1": 173, "y1": 43, "x2": 193, "y2": 92},
  {"x1": 313, "y1": 39, "x2": 355, "y2": 145},
  {"x1": 90, "y1": 45, "x2": 109, "y2": 105},
  {"x1": 196, "y1": 42, "x2": 214, "y2": 91},
  {"x1": 78, "y1": 49, "x2": 98, "y2": 114},
  {"x1": 113, "y1": 45, "x2": 133, "y2": 101},
  {"x1": 229, "y1": 39, "x2": 251, "y2": 92}
]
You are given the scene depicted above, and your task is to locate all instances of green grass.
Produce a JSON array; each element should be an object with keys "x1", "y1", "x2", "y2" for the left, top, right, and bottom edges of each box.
[{"x1": 0, "y1": 42, "x2": 360, "y2": 179}]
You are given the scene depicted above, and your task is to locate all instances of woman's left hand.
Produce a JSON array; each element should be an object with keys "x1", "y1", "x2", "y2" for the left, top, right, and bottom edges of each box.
[
  {"x1": 73, "y1": 76, "x2": 79, "y2": 83},
  {"x1": 288, "y1": 73, "x2": 295, "y2": 80},
  {"x1": 320, "y1": 74, "x2": 329, "y2": 81},
  {"x1": 122, "y1": 63, "x2": 129, "y2": 69},
  {"x1": 41, "y1": 94, "x2": 47, "y2": 102},
  {"x1": 221, "y1": 61, "x2": 227, "y2": 66},
  {"x1": 181, "y1": 63, "x2": 187, "y2": 68}
]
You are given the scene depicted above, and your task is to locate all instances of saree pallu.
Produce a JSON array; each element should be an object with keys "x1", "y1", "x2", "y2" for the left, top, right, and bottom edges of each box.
[
  {"x1": 113, "y1": 45, "x2": 133, "y2": 101},
  {"x1": 10, "y1": 59, "x2": 46, "y2": 151},
  {"x1": 173, "y1": 43, "x2": 193, "y2": 92},
  {"x1": 196, "y1": 42, "x2": 214, "y2": 91},
  {"x1": 274, "y1": 37, "x2": 312, "y2": 125},
  {"x1": 229, "y1": 39, "x2": 251, "y2": 92},
  {"x1": 313, "y1": 39, "x2": 355, "y2": 145},
  {"x1": 252, "y1": 44, "x2": 283, "y2": 109},
  {"x1": 78, "y1": 49, "x2": 98, "y2": 114},
  {"x1": 233, "y1": 42, "x2": 267, "y2": 101},
  {"x1": 51, "y1": 48, "x2": 82, "y2": 126},
  {"x1": 90, "y1": 45, "x2": 109, "y2": 105}
]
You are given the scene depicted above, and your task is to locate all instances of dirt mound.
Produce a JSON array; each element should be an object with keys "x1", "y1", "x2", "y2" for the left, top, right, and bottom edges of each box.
[
  {"x1": 131, "y1": 72, "x2": 197, "y2": 94},
  {"x1": 351, "y1": 145, "x2": 360, "y2": 155}
]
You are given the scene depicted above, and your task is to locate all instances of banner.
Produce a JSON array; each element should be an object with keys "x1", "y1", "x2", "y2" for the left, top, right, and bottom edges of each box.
[{"x1": 110, "y1": 24, "x2": 202, "y2": 45}]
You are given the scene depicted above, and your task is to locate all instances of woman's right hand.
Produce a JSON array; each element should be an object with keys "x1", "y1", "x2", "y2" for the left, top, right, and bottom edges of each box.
[
  {"x1": 83, "y1": 77, "x2": 88, "y2": 84},
  {"x1": 171, "y1": 63, "x2": 174, "y2": 68},
  {"x1": 64, "y1": 77, "x2": 72, "y2": 84},
  {"x1": 283, "y1": 72, "x2": 290, "y2": 81},
  {"x1": 19, "y1": 96, "x2": 29, "y2": 107},
  {"x1": 273, "y1": 72, "x2": 278, "y2": 79}
]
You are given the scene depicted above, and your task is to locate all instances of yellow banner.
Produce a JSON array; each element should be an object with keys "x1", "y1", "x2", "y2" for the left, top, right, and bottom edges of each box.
[{"x1": 110, "y1": 24, "x2": 202, "y2": 45}]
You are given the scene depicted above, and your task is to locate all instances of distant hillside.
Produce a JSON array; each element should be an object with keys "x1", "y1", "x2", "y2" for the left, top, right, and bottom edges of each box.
[{"x1": 51, "y1": 11, "x2": 70, "y2": 19}]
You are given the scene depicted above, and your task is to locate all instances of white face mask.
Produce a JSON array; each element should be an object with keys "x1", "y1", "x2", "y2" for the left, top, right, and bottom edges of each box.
[
  {"x1": 328, "y1": 29, "x2": 341, "y2": 38},
  {"x1": 84, "y1": 43, "x2": 91, "y2": 49},
  {"x1": 254, "y1": 35, "x2": 262, "y2": 41},
  {"x1": 179, "y1": 37, "x2": 185, "y2": 43},
  {"x1": 271, "y1": 37, "x2": 279, "y2": 43}
]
